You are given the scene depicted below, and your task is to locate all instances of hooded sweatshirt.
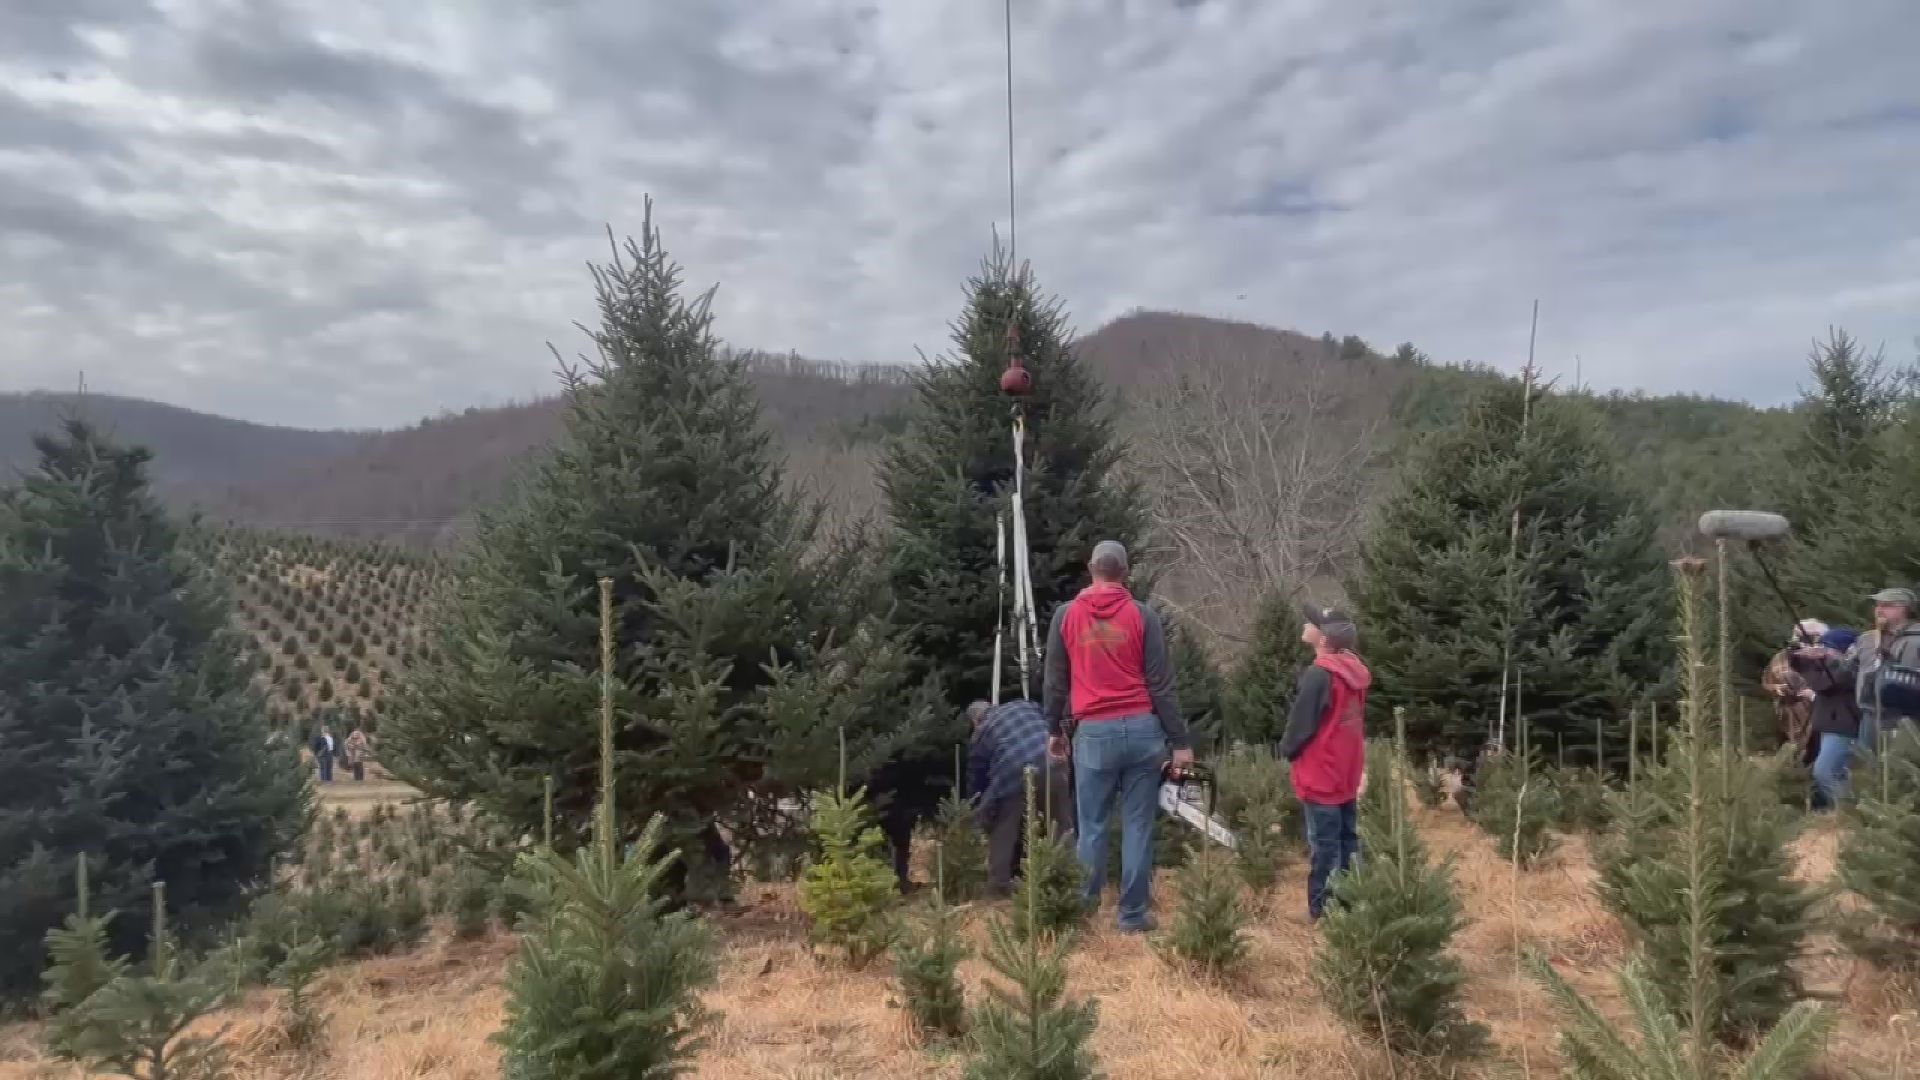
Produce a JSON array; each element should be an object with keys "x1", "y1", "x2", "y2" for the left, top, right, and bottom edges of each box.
[
  {"x1": 1275, "y1": 650, "x2": 1372, "y2": 805},
  {"x1": 1041, "y1": 581, "x2": 1188, "y2": 747}
]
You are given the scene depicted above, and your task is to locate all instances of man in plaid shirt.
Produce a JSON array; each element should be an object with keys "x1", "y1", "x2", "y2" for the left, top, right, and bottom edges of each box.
[{"x1": 966, "y1": 699, "x2": 1071, "y2": 897}]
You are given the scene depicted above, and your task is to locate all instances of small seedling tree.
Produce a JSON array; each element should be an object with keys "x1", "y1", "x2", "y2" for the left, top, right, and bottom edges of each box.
[
  {"x1": 1214, "y1": 745, "x2": 1299, "y2": 893},
  {"x1": 1530, "y1": 557, "x2": 1834, "y2": 1078},
  {"x1": 965, "y1": 836, "x2": 1101, "y2": 1079},
  {"x1": 1012, "y1": 769, "x2": 1087, "y2": 942},
  {"x1": 1314, "y1": 717, "x2": 1485, "y2": 1058},
  {"x1": 892, "y1": 859, "x2": 970, "y2": 1041},
  {"x1": 1835, "y1": 723, "x2": 1920, "y2": 975},
  {"x1": 1157, "y1": 843, "x2": 1249, "y2": 979},
  {"x1": 1467, "y1": 739, "x2": 1561, "y2": 867},
  {"x1": 493, "y1": 579, "x2": 718, "y2": 1080}
]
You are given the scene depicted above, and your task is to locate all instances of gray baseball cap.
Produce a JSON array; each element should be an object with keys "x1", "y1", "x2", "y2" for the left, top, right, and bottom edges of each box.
[
  {"x1": 1870, "y1": 587, "x2": 1919, "y2": 606},
  {"x1": 1301, "y1": 601, "x2": 1358, "y2": 650}
]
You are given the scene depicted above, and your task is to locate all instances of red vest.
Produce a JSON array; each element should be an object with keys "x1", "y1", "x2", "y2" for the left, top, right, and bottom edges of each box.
[
  {"x1": 1060, "y1": 582, "x2": 1154, "y2": 722},
  {"x1": 1291, "y1": 651, "x2": 1371, "y2": 805}
]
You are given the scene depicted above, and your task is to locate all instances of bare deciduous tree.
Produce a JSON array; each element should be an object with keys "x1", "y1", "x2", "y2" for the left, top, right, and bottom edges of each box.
[{"x1": 1130, "y1": 343, "x2": 1387, "y2": 640}]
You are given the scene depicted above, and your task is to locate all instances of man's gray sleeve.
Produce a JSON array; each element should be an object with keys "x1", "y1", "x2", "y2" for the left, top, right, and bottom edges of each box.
[
  {"x1": 1277, "y1": 666, "x2": 1330, "y2": 761},
  {"x1": 1138, "y1": 603, "x2": 1189, "y2": 749},
  {"x1": 1042, "y1": 603, "x2": 1071, "y2": 737}
]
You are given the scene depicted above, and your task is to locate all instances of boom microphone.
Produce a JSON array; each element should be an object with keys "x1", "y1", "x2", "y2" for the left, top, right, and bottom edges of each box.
[{"x1": 1698, "y1": 510, "x2": 1791, "y2": 543}]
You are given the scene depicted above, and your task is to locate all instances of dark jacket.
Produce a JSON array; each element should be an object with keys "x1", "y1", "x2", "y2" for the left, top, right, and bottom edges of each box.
[{"x1": 1787, "y1": 650, "x2": 1860, "y2": 746}]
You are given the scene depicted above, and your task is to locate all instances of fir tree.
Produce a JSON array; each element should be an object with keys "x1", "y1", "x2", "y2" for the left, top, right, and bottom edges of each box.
[
  {"x1": 879, "y1": 247, "x2": 1151, "y2": 839},
  {"x1": 892, "y1": 861, "x2": 970, "y2": 1041},
  {"x1": 41, "y1": 856, "x2": 127, "y2": 1061},
  {"x1": 0, "y1": 419, "x2": 308, "y2": 1002},
  {"x1": 1531, "y1": 557, "x2": 1834, "y2": 1078},
  {"x1": 882, "y1": 246, "x2": 1149, "y2": 707},
  {"x1": 1834, "y1": 723, "x2": 1920, "y2": 974},
  {"x1": 1596, "y1": 558, "x2": 1816, "y2": 1047},
  {"x1": 1213, "y1": 745, "x2": 1299, "y2": 893},
  {"x1": 1466, "y1": 740, "x2": 1561, "y2": 867},
  {"x1": 1223, "y1": 589, "x2": 1311, "y2": 747},
  {"x1": 797, "y1": 781, "x2": 901, "y2": 969},
  {"x1": 1156, "y1": 844, "x2": 1249, "y2": 978},
  {"x1": 43, "y1": 882, "x2": 236, "y2": 1080},
  {"x1": 1013, "y1": 770, "x2": 1088, "y2": 942},
  {"x1": 1314, "y1": 717, "x2": 1485, "y2": 1058},
  {"x1": 380, "y1": 202, "x2": 936, "y2": 897},
  {"x1": 929, "y1": 788, "x2": 990, "y2": 904},
  {"x1": 1350, "y1": 379, "x2": 1671, "y2": 762},
  {"x1": 965, "y1": 858, "x2": 1101, "y2": 1080},
  {"x1": 271, "y1": 936, "x2": 329, "y2": 1052},
  {"x1": 1163, "y1": 605, "x2": 1227, "y2": 754},
  {"x1": 494, "y1": 578, "x2": 718, "y2": 1080}
]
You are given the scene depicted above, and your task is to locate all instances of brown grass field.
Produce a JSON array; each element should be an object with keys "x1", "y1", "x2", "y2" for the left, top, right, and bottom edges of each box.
[{"x1": 1, "y1": 801, "x2": 1911, "y2": 1079}]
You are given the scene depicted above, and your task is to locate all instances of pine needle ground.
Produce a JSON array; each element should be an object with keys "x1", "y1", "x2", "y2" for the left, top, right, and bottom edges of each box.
[{"x1": 0, "y1": 808, "x2": 1900, "y2": 1079}]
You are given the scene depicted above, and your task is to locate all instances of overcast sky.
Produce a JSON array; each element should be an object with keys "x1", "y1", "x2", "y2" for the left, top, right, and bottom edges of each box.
[{"x1": 2, "y1": 1, "x2": 1915, "y2": 430}]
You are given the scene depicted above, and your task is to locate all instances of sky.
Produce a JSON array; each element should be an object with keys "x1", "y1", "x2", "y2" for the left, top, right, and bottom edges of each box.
[{"x1": 1, "y1": 0, "x2": 1915, "y2": 431}]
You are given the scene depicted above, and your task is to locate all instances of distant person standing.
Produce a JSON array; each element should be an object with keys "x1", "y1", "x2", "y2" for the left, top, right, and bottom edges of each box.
[
  {"x1": 1761, "y1": 619, "x2": 1828, "y2": 751},
  {"x1": 310, "y1": 725, "x2": 337, "y2": 784},
  {"x1": 1276, "y1": 602, "x2": 1371, "y2": 923},
  {"x1": 1042, "y1": 540, "x2": 1188, "y2": 934},
  {"x1": 1788, "y1": 626, "x2": 1860, "y2": 809},
  {"x1": 343, "y1": 725, "x2": 371, "y2": 783}
]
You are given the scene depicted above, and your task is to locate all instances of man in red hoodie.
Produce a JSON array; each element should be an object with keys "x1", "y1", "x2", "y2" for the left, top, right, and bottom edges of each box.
[
  {"x1": 1042, "y1": 540, "x2": 1188, "y2": 933},
  {"x1": 1276, "y1": 601, "x2": 1371, "y2": 922}
]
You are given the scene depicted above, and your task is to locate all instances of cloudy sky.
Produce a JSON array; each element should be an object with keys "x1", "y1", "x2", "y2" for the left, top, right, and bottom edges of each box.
[{"x1": 2, "y1": 0, "x2": 1915, "y2": 430}]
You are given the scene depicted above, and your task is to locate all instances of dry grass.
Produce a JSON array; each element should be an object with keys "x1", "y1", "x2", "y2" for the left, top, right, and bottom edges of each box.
[{"x1": 3, "y1": 807, "x2": 1912, "y2": 1079}]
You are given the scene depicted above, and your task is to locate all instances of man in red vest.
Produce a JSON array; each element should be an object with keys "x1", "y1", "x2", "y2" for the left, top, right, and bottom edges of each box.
[
  {"x1": 1042, "y1": 540, "x2": 1189, "y2": 933},
  {"x1": 1275, "y1": 601, "x2": 1371, "y2": 922}
]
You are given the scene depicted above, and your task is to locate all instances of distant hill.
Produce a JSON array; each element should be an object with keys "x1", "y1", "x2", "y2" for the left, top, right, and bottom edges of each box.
[{"x1": 1, "y1": 391, "x2": 370, "y2": 489}]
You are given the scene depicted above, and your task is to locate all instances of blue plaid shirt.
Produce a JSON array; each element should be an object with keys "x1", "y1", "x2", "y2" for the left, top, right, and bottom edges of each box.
[{"x1": 968, "y1": 700, "x2": 1052, "y2": 806}]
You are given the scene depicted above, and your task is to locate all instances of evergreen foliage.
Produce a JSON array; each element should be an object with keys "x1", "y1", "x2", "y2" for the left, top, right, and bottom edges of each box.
[
  {"x1": 0, "y1": 419, "x2": 309, "y2": 1001},
  {"x1": 41, "y1": 882, "x2": 236, "y2": 1080},
  {"x1": 1313, "y1": 714, "x2": 1485, "y2": 1058},
  {"x1": 797, "y1": 783, "x2": 901, "y2": 969},
  {"x1": 1223, "y1": 590, "x2": 1312, "y2": 747},
  {"x1": 881, "y1": 246, "x2": 1151, "y2": 711},
  {"x1": 965, "y1": 864, "x2": 1101, "y2": 1080},
  {"x1": 1014, "y1": 770, "x2": 1088, "y2": 942},
  {"x1": 929, "y1": 790, "x2": 990, "y2": 904},
  {"x1": 379, "y1": 202, "x2": 938, "y2": 896},
  {"x1": 1156, "y1": 844, "x2": 1249, "y2": 978},
  {"x1": 1834, "y1": 723, "x2": 1920, "y2": 974},
  {"x1": 891, "y1": 864, "x2": 970, "y2": 1041},
  {"x1": 271, "y1": 936, "x2": 328, "y2": 1051},
  {"x1": 1466, "y1": 742, "x2": 1561, "y2": 867},
  {"x1": 1213, "y1": 745, "x2": 1299, "y2": 892},
  {"x1": 493, "y1": 578, "x2": 718, "y2": 1080},
  {"x1": 1532, "y1": 557, "x2": 1834, "y2": 1077},
  {"x1": 1350, "y1": 380, "x2": 1671, "y2": 762},
  {"x1": 1163, "y1": 605, "x2": 1227, "y2": 753}
]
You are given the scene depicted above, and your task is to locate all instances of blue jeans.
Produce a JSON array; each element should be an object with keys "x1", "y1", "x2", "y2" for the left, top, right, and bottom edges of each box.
[
  {"x1": 316, "y1": 756, "x2": 333, "y2": 783},
  {"x1": 1072, "y1": 714, "x2": 1166, "y2": 929},
  {"x1": 1811, "y1": 733, "x2": 1853, "y2": 809},
  {"x1": 1303, "y1": 800, "x2": 1358, "y2": 921}
]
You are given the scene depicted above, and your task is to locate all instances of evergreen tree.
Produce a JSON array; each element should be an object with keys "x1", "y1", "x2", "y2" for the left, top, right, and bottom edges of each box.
[
  {"x1": 1014, "y1": 770, "x2": 1088, "y2": 942},
  {"x1": 1465, "y1": 741, "x2": 1561, "y2": 867},
  {"x1": 1596, "y1": 559, "x2": 1815, "y2": 1048},
  {"x1": 966, "y1": 886, "x2": 1101, "y2": 1080},
  {"x1": 892, "y1": 862, "x2": 970, "y2": 1041},
  {"x1": 1313, "y1": 718, "x2": 1485, "y2": 1058},
  {"x1": 1156, "y1": 844, "x2": 1249, "y2": 978},
  {"x1": 1213, "y1": 745, "x2": 1299, "y2": 892},
  {"x1": 42, "y1": 882, "x2": 236, "y2": 1080},
  {"x1": 1834, "y1": 723, "x2": 1920, "y2": 973},
  {"x1": 494, "y1": 578, "x2": 718, "y2": 1080},
  {"x1": 797, "y1": 783, "x2": 901, "y2": 969},
  {"x1": 929, "y1": 789, "x2": 990, "y2": 904},
  {"x1": 879, "y1": 248, "x2": 1151, "y2": 842},
  {"x1": 381, "y1": 202, "x2": 936, "y2": 897},
  {"x1": 1351, "y1": 379, "x2": 1671, "y2": 762},
  {"x1": 1531, "y1": 557, "x2": 1834, "y2": 1078},
  {"x1": 1223, "y1": 589, "x2": 1311, "y2": 748},
  {"x1": 882, "y1": 247, "x2": 1149, "y2": 707},
  {"x1": 0, "y1": 419, "x2": 308, "y2": 1002}
]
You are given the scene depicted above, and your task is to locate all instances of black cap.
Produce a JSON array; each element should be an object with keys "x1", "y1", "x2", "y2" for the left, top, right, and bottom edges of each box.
[{"x1": 1301, "y1": 601, "x2": 1358, "y2": 650}]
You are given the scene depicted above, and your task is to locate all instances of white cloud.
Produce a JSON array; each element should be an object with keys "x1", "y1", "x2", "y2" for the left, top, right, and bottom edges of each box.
[{"x1": 0, "y1": 0, "x2": 1914, "y2": 428}]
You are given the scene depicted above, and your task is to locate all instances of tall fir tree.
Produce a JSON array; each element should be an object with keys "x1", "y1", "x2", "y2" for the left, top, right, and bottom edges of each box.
[
  {"x1": 1351, "y1": 379, "x2": 1672, "y2": 762},
  {"x1": 0, "y1": 419, "x2": 308, "y2": 1002},
  {"x1": 1834, "y1": 723, "x2": 1920, "y2": 973},
  {"x1": 1223, "y1": 589, "x2": 1312, "y2": 747},
  {"x1": 1161, "y1": 603, "x2": 1227, "y2": 754},
  {"x1": 381, "y1": 203, "x2": 938, "y2": 896}
]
